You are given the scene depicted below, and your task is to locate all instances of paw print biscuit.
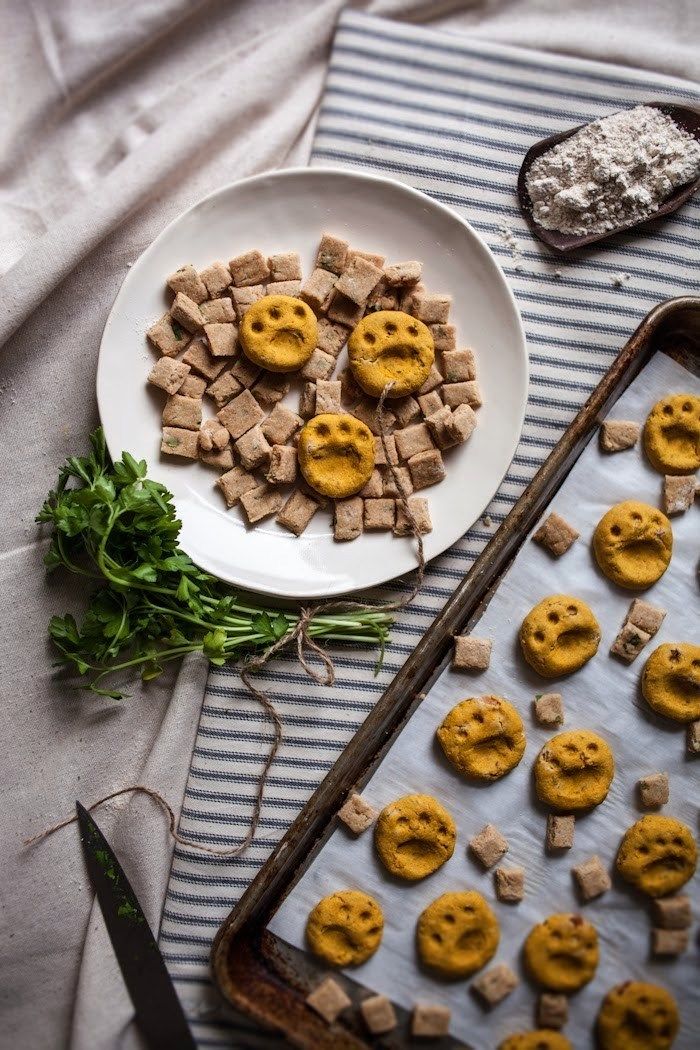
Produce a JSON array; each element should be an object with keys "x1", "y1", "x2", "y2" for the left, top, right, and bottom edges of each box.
[
  {"x1": 348, "y1": 310, "x2": 435, "y2": 398},
  {"x1": 375, "y1": 794, "x2": 456, "y2": 880},
  {"x1": 436, "y1": 696, "x2": 526, "y2": 781},
  {"x1": 593, "y1": 501, "x2": 672, "y2": 589},
  {"x1": 524, "y1": 913, "x2": 599, "y2": 992},
  {"x1": 499, "y1": 1033, "x2": 572, "y2": 1050},
  {"x1": 240, "y1": 294, "x2": 317, "y2": 372},
  {"x1": 306, "y1": 889, "x2": 383, "y2": 966},
  {"x1": 298, "y1": 413, "x2": 375, "y2": 498},
  {"x1": 519, "y1": 595, "x2": 600, "y2": 678},
  {"x1": 597, "y1": 981, "x2": 679, "y2": 1050},
  {"x1": 643, "y1": 393, "x2": 700, "y2": 474},
  {"x1": 616, "y1": 814, "x2": 697, "y2": 897},
  {"x1": 416, "y1": 891, "x2": 499, "y2": 978},
  {"x1": 642, "y1": 642, "x2": 700, "y2": 722},
  {"x1": 534, "y1": 730, "x2": 614, "y2": 812}
]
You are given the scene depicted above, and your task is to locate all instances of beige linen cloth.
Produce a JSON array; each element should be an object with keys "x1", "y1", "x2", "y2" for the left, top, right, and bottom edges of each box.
[{"x1": 1, "y1": 2, "x2": 699, "y2": 1048}]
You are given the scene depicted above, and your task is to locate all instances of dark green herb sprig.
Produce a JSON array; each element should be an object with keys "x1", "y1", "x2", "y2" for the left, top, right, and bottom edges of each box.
[{"x1": 37, "y1": 429, "x2": 392, "y2": 698}]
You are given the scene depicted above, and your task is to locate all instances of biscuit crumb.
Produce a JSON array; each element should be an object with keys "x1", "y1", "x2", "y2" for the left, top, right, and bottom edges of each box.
[
  {"x1": 337, "y1": 792, "x2": 377, "y2": 834},
  {"x1": 637, "y1": 772, "x2": 669, "y2": 809},
  {"x1": 411, "y1": 1002, "x2": 451, "y2": 1037},
  {"x1": 470, "y1": 824, "x2": 508, "y2": 869},
  {"x1": 572, "y1": 855, "x2": 611, "y2": 901},
  {"x1": 306, "y1": 977, "x2": 351, "y2": 1023},
  {"x1": 471, "y1": 963, "x2": 519, "y2": 1007}
]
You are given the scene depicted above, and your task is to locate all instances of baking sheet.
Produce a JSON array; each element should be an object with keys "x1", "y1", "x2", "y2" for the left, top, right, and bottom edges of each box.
[{"x1": 269, "y1": 351, "x2": 700, "y2": 1049}]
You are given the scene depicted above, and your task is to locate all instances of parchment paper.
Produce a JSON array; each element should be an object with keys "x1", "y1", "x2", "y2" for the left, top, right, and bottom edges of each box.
[{"x1": 269, "y1": 351, "x2": 700, "y2": 1049}]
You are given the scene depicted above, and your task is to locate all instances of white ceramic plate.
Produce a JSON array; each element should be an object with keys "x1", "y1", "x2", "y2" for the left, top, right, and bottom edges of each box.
[{"x1": 98, "y1": 168, "x2": 527, "y2": 599}]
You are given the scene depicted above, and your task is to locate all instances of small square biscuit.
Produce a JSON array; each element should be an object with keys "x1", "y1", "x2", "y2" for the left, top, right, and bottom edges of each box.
[
  {"x1": 374, "y1": 434, "x2": 398, "y2": 466},
  {"x1": 338, "y1": 792, "x2": 377, "y2": 834},
  {"x1": 572, "y1": 855, "x2": 611, "y2": 901},
  {"x1": 534, "y1": 692, "x2": 564, "y2": 727},
  {"x1": 207, "y1": 370, "x2": 244, "y2": 409},
  {"x1": 400, "y1": 281, "x2": 425, "y2": 314},
  {"x1": 200, "y1": 298, "x2": 236, "y2": 324},
  {"x1": 217, "y1": 389, "x2": 265, "y2": 440},
  {"x1": 383, "y1": 260, "x2": 422, "y2": 286},
  {"x1": 300, "y1": 268, "x2": 338, "y2": 313},
  {"x1": 425, "y1": 405, "x2": 464, "y2": 451},
  {"x1": 161, "y1": 427, "x2": 198, "y2": 459},
  {"x1": 179, "y1": 374, "x2": 207, "y2": 398},
  {"x1": 418, "y1": 364, "x2": 444, "y2": 398},
  {"x1": 637, "y1": 772, "x2": 669, "y2": 808},
  {"x1": 262, "y1": 404, "x2": 302, "y2": 446},
  {"x1": 277, "y1": 488, "x2": 320, "y2": 535},
  {"x1": 347, "y1": 248, "x2": 385, "y2": 269},
  {"x1": 626, "y1": 598, "x2": 666, "y2": 636},
  {"x1": 162, "y1": 394, "x2": 202, "y2": 430},
  {"x1": 353, "y1": 399, "x2": 395, "y2": 436},
  {"x1": 392, "y1": 396, "x2": 421, "y2": 428},
  {"x1": 171, "y1": 292, "x2": 204, "y2": 334},
  {"x1": 610, "y1": 621, "x2": 651, "y2": 663},
  {"x1": 301, "y1": 348, "x2": 336, "y2": 381},
  {"x1": 230, "y1": 355, "x2": 262, "y2": 389},
  {"x1": 360, "y1": 994, "x2": 397, "y2": 1035},
  {"x1": 147, "y1": 313, "x2": 191, "y2": 357},
  {"x1": 408, "y1": 449, "x2": 445, "y2": 490},
  {"x1": 200, "y1": 446, "x2": 234, "y2": 471},
  {"x1": 316, "y1": 318, "x2": 348, "y2": 357},
  {"x1": 167, "y1": 264, "x2": 208, "y2": 304},
  {"x1": 663, "y1": 474, "x2": 696, "y2": 515},
  {"x1": 339, "y1": 367, "x2": 360, "y2": 405},
  {"x1": 418, "y1": 390, "x2": 443, "y2": 417},
  {"x1": 199, "y1": 261, "x2": 231, "y2": 298},
  {"x1": 235, "y1": 425, "x2": 271, "y2": 471},
  {"x1": 182, "y1": 339, "x2": 228, "y2": 381},
  {"x1": 470, "y1": 824, "x2": 508, "y2": 869},
  {"x1": 316, "y1": 233, "x2": 349, "y2": 275},
  {"x1": 453, "y1": 635, "x2": 492, "y2": 671},
  {"x1": 651, "y1": 928, "x2": 688, "y2": 956},
  {"x1": 240, "y1": 484, "x2": 284, "y2": 524},
  {"x1": 148, "y1": 357, "x2": 191, "y2": 394},
  {"x1": 268, "y1": 251, "x2": 302, "y2": 282},
  {"x1": 429, "y1": 323, "x2": 456, "y2": 352},
  {"x1": 442, "y1": 348, "x2": 476, "y2": 383},
  {"x1": 360, "y1": 469, "x2": 383, "y2": 499},
  {"x1": 229, "y1": 249, "x2": 270, "y2": 287},
  {"x1": 411, "y1": 1002, "x2": 450, "y2": 1038},
  {"x1": 546, "y1": 814, "x2": 575, "y2": 851},
  {"x1": 600, "y1": 419, "x2": 640, "y2": 452},
  {"x1": 395, "y1": 422, "x2": 435, "y2": 461},
  {"x1": 266, "y1": 444, "x2": 298, "y2": 485},
  {"x1": 537, "y1": 993, "x2": 568, "y2": 1030},
  {"x1": 335, "y1": 256, "x2": 383, "y2": 305},
  {"x1": 394, "y1": 497, "x2": 432, "y2": 537},
  {"x1": 252, "y1": 372, "x2": 290, "y2": 406},
  {"x1": 411, "y1": 293, "x2": 451, "y2": 324},
  {"x1": 366, "y1": 280, "x2": 399, "y2": 312},
  {"x1": 494, "y1": 866, "x2": 524, "y2": 903},
  {"x1": 364, "y1": 498, "x2": 396, "y2": 530},
  {"x1": 471, "y1": 963, "x2": 519, "y2": 1008},
  {"x1": 334, "y1": 497, "x2": 364, "y2": 541},
  {"x1": 382, "y1": 466, "x2": 414, "y2": 499},
  {"x1": 651, "y1": 895, "x2": 691, "y2": 929},
  {"x1": 315, "y1": 380, "x2": 343, "y2": 415},
  {"x1": 268, "y1": 280, "x2": 301, "y2": 297},
  {"x1": 443, "y1": 380, "x2": 483, "y2": 409},
  {"x1": 451, "y1": 404, "x2": 478, "y2": 443},
  {"x1": 326, "y1": 291, "x2": 365, "y2": 327},
  {"x1": 230, "y1": 284, "x2": 266, "y2": 318},
  {"x1": 533, "y1": 512, "x2": 580, "y2": 557},
  {"x1": 299, "y1": 382, "x2": 316, "y2": 419},
  {"x1": 687, "y1": 719, "x2": 700, "y2": 755},
  {"x1": 199, "y1": 419, "x2": 231, "y2": 452},
  {"x1": 306, "y1": 977, "x2": 351, "y2": 1024},
  {"x1": 205, "y1": 322, "x2": 237, "y2": 357},
  {"x1": 217, "y1": 465, "x2": 258, "y2": 507}
]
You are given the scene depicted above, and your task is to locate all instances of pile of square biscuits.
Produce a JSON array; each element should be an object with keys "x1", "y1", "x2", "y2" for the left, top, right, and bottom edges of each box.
[{"x1": 146, "y1": 233, "x2": 482, "y2": 540}]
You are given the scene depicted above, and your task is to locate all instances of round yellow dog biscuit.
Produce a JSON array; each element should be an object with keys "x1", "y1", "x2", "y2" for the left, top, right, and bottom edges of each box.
[
  {"x1": 524, "y1": 913, "x2": 599, "y2": 992},
  {"x1": 642, "y1": 642, "x2": 700, "y2": 723},
  {"x1": 597, "y1": 981, "x2": 679, "y2": 1050},
  {"x1": 374, "y1": 794, "x2": 456, "y2": 881},
  {"x1": 534, "y1": 729, "x2": 614, "y2": 812},
  {"x1": 499, "y1": 1033, "x2": 573, "y2": 1050},
  {"x1": 297, "y1": 413, "x2": 375, "y2": 498},
  {"x1": 519, "y1": 594, "x2": 600, "y2": 678},
  {"x1": 436, "y1": 695, "x2": 526, "y2": 781},
  {"x1": 348, "y1": 310, "x2": 434, "y2": 398},
  {"x1": 616, "y1": 814, "x2": 697, "y2": 898},
  {"x1": 593, "y1": 500, "x2": 672, "y2": 589},
  {"x1": 416, "y1": 891, "x2": 499, "y2": 978},
  {"x1": 239, "y1": 294, "x2": 317, "y2": 372},
  {"x1": 306, "y1": 889, "x2": 383, "y2": 966},
  {"x1": 643, "y1": 392, "x2": 700, "y2": 474}
]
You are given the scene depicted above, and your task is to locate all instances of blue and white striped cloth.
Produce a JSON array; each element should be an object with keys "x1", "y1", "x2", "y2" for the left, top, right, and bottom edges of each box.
[{"x1": 160, "y1": 10, "x2": 700, "y2": 1044}]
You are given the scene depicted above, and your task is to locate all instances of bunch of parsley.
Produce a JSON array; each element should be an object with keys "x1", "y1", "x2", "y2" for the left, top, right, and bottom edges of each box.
[{"x1": 37, "y1": 429, "x2": 391, "y2": 698}]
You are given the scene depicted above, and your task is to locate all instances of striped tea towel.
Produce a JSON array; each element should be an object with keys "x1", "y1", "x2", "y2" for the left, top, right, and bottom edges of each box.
[{"x1": 160, "y1": 10, "x2": 700, "y2": 1044}]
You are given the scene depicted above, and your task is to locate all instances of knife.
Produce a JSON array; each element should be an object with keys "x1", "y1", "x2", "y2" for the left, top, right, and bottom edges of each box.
[{"x1": 76, "y1": 802, "x2": 197, "y2": 1050}]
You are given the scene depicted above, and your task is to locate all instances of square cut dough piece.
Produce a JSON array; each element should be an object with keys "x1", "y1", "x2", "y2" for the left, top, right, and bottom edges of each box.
[
  {"x1": 470, "y1": 824, "x2": 508, "y2": 869},
  {"x1": 252, "y1": 373, "x2": 290, "y2": 406},
  {"x1": 429, "y1": 323, "x2": 456, "y2": 351},
  {"x1": 200, "y1": 447, "x2": 234, "y2": 471},
  {"x1": 453, "y1": 635, "x2": 492, "y2": 671},
  {"x1": 408, "y1": 449, "x2": 445, "y2": 490},
  {"x1": 382, "y1": 466, "x2": 413, "y2": 499},
  {"x1": 217, "y1": 465, "x2": 258, "y2": 508},
  {"x1": 360, "y1": 995, "x2": 397, "y2": 1035},
  {"x1": 442, "y1": 348, "x2": 476, "y2": 382},
  {"x1": 147, "y1": 313, "x2": 191, "y2": 357},
  {"x1": 663, "y1": 474, "x2": 696, "y2": 515},
  {"x1": 651, "y1": 928, "x2": 689, "y2": 956},
  {"x1": 411, "y1": 1003, "x2": 451, "y2": 1038},
  {"x1": 494, "y1": 866, "x2": 524, "y2": 902},
  {"x1": 179, "y1": 374, "x2": 207, "y2": 398},
  {"x1": 316, "y1": 318, "x2": 348, "y2": 357},
  {"x1": 217, "y1": 389, "x2": 265, "y2": 440},
  {"x1": 532, "y1": 511, "x2": 579, "y2": 556},
  {"x1": 364, "y1": 499, "x2": 396, "y2": 530},
  {"x1": 412, "y1": 293, "x2": 451, "y2": 324},
  {"x1": 384, "y1": 260, "x2": 422, "y2": 285},
  {"x1": 471, "y1": 963, "x2": 519, "y2": 1007},
  {"x1": 337, "y1": 793, "x2": 377, "y2": 834},
  {"x1": 335, "y1": 256, "x2": 383, "y2": 305},
  {"x1": 418, "y1": 363, "x2": 444, "y2": 396},
  {"x1": 334, "y1": 497, "x2": 363, "y2": 541},
  {"x1": 262, "y1": 404, "x2": 301, "y2": 445},
  {"x1": 395, "y1": 423, "x2": 435, "y2": 461},
  {"x1": 162, "y1": 394, "x2": 202, "y2": 430},
  {"x1": 651, "y1": 895, "x2": 691, "y2": 929},
  {"x1": 315, "y1": 380, "x2": 342, "y2": 414},
  {"x1": 600, "y1": 419, "x2": 640, "y2": 452},
  {"x1": 538, "y1": 993, "x2": 568, "y2": 1030},
  {"x1": 443, "y1": 381, "x2": 482, "y2": 409},
  {"x1": 326, "y1": 291, "x2": 364, "y2": 327},
  {"x1": 360, "y1": 469, "x2": 383, "y2": 499},
  {"x1": 205, "y1": 322, "x2": 237, "y2": 357},
  {"x1": 301, "y1": 348, "x2": 335, "y2": 381},
  {"x1": 200, "y1": 298, "x2": 236, "y2": 324},
  {"x1": 235, "y1": 425, "x2": 271, "y2": 471},
  {"x1": 546, "y1": 814, "x2": 575, "y2": 851},
  {"x1": 306, "y1": 978, "x2": 351, "y2": 1024},
  {"x1": 418, "y1": 390, "x2": 443, "y2": 417},
  {"x1": 534, "y1": 692, "x2": 564, "y2": 727},
  {"x1": 610, "y1": 621, "x2": 651, "y2": 662},
  {"x1": 300, "y1": 268, "x2": 337, "y2": 313},
  {"x1": 161, "y1": 427, "x2": 198, "y2": 459},
  {"x1": 572, "y1": 855, "x2": 611, "y2": 901},
  {"x1": 148, "y1": 357, "x2": 190, "y2": 394},
  {"x1": 276, "y1": 489, "x2": 320, "y2": 535},
  {"x1": 299, "y1": 382, "x2": 316, "y2": 419},
  {"x1": 167, "y1": 264, "x2": 208, "y2": 304},
  {"x1": 392, "y1": 396, "x2": 421, "y2": 428},
  {"x1": 626, "y1": 598, "x2": 666, "y2": 636},
  {"x1": 229, "y1": 249, "x2": 270, "y2": 287},
  {"x1": 240, "y1": 484, "x2": 284, "y2": 524},
  {"x1": 316, "y1": 233, "x2": 349, "y2": 275},
  {"x1": 394, "y1": 497, "x2": 432, "y2": 537},
  {"x1": 637, "y1": 771, "x2": 669, "y2": 808},
  {"x1": 207, "y1": 370, "x2": 243, "y2": 409},
  {"x1": 199, "y1": 261, "x2": 231, "y2": 298},
  {"x1": 268, "y1": 251, "x2": 302, "y2": 282},
  {"x1": 266, "y1": 445, "x2": 297, "y2": 485},
  {"x1": 374, "y1": 434, "x2": 398, "y2": 466},
  {"x1": 171, "y1": 292, "x2": 204, "y2": 333},
  {"x1": 182, "y1": 339, "x2": 227, "y2": 381},
  {"x1": 231, "y1": 285, "x2": 266, "y2": 318},
  {"x1": 687, "y1": 720, "x2": 700, "y2": 754}
]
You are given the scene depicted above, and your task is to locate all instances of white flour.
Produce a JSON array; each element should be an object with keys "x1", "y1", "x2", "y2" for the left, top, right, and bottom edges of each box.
[{"x1": 526, "y1": 105, "x2": 700, "y2": 235}]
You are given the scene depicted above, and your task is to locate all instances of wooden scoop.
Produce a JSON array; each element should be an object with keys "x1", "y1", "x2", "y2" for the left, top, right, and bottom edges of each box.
[{"x1": 517, "y1": 102, "x2": 700, "y2": 252}]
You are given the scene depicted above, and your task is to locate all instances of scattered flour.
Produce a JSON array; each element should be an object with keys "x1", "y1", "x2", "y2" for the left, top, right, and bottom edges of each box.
[
  {"x1": 498, "y1": 222, "x2": 523, "y2": 269},
  {"x1": 526, "y1": 105, "x2": 700, "y2": 236}
]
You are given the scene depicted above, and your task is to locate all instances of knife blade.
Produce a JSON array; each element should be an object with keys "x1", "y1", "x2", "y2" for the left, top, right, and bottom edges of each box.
[{"x1": 76, "y1": 802, "x2": 197, "y2": 1050}]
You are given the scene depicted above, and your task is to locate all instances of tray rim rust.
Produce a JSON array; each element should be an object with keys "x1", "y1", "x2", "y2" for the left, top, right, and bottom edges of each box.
[{"x1": 210, "y1": 296, "x2": 700, "y2": 1048}]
